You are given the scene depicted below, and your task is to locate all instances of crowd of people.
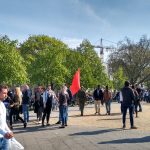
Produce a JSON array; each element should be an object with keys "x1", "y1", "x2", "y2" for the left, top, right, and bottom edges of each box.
[
  {"x1": 0, "y1": 82, "x2": 149, "y2": 149},
  {"x1": 0, "y1": 84, "x2": 72, "y2": 149},
  {"x1": 77, "y1": 82, "x2": 149, "y2": 129}
]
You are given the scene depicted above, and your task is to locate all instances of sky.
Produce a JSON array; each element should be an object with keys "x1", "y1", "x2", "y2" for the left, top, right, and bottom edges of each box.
[{"x1": 1, "y1": 0, "x2": 150, "y2": 50}]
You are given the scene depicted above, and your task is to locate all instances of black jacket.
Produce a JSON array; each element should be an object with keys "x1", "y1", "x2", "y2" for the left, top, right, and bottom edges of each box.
[
  {"x1": 121, "y1": 87, "x2": 135, "y2": 106},
  {"x1": 93, "y1": 89, "x2": 103, "y2": 100},
  {"x1": 22, "y1": 90, "x2": 30, "y2": 104}
]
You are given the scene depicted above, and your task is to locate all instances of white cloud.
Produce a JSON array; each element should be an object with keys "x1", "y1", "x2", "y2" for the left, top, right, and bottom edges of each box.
[{"x1": 62, "y1": 37, "x2": 82, "y2": 48}]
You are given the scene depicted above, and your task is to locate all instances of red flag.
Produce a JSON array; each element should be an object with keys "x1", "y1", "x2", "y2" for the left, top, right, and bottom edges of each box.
[{"x1": 70, "y1": 68, "x2": 80, "y2": 96}]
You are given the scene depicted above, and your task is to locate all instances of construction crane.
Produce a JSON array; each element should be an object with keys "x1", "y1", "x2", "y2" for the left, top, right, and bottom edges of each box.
[{"x1": 94, "y1": 38, "x2": 116, "y2": 56}]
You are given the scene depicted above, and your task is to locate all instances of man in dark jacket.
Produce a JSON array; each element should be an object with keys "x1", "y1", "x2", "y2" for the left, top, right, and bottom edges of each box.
[
  {"x1": 77, "y1": 86, "x2": 87, "y2": 116},
  {"x1": 22, "y1": 84, "x2": 31, "y2": 127},
  {"x1": 120, "y1": 81, "x2": 137, "y2": 129},
  {"x1": 93, "y1": 85, "x2": 103, "y2": 115}
]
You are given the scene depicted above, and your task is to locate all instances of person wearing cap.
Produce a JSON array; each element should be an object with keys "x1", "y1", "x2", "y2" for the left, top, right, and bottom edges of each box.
[{"x1": 120, "y1": 81, "x2": 137, "y2": 129}]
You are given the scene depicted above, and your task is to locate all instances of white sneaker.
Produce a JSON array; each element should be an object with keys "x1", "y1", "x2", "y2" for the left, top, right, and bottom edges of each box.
[{"x1": 38, "y1": 121, "x2": 42, "y2": 124}]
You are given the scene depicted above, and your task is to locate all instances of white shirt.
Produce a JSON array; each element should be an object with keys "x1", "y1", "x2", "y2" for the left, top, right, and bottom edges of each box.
[
  {"x1": 119, "y1": 92, "x2": 123, "y2": 102},
  {"x1": 0, "y1": 101, "x2": 11, "y2": 137},
  {"x1": 43, "y1": 91, "x2": 48, "y2": 106}
]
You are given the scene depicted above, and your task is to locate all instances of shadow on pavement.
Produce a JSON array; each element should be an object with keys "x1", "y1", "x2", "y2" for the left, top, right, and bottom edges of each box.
[
  {"x1": 13, "y1": 124, "x2": 59, "y2": 134},
  {"x1": 109, "y1": 113, "x2": 122, "y2": 116},
  {"x1": 68, "y1": 114, "x2": 97, "y2": 117},
  {"x1": 69, "y1": 128, "x2": 121, "y2": 136},
  {"x1": 98, "y1": 136, "x2": 150, "y2": 144},
  {"x1": 69, "y1": 112, "x2": 122, "y2": 118}
]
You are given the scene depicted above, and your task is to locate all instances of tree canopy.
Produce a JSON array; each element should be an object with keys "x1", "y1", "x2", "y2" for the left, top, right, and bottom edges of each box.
[
  {"x1": 0, "y1": 35, "x2": 28, "y2": 85},
  {"x1": 1, "y1": 34, "x2": 140, "y2": 90},
  {"x1": 108, "y1": 36, "x2": 150, "y2": 85},
  {"x1": 20, "y1": 35, "x2": 69, "y2": 87}
]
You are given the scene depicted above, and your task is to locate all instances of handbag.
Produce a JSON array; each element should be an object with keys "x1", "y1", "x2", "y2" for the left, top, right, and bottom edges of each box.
[{"x1": 9, "y1": 137, "x2": 24, "y2": 150}]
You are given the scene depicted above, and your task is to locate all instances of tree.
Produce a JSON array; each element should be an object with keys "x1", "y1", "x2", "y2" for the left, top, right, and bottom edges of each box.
[
  {"x1": 66, "y1": 39, "x2": 111, "y2": 88},
  {"x1": 19, "y1": 35, "x2": 112, "y2": 88},
  {"x1": 0, "y1": 35, "x2": 28, "y2": 85},
  {"x1": 64, "y1": 50, "x2": 83, "y2": 86},
  {"x1": 29, "y1": 47, "x2": 68, "y2": 86},
  {"x1": 108, "y1": 36, "x2": 150, "y2": 85},
  {"x1": 20, "y1": 35, "x2": 69, "y2": 86},
  {"x1": 112, "y1": 67, "x2": 127, "y2": 90}
]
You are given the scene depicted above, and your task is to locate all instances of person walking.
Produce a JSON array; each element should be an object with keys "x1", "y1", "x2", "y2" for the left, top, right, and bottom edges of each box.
[
  {"x1": 22, "y1": 84, "x2": 31, "y2": 128},
  {"x1": 58, "y1": 86, "x2": 69, "y2": 128},
  {"x1": 34, "y1": 86, "x2": 41, "y2": 122},
  {"x1": 93, "y1": 85, "x2": 103, "y2": 115},
  {"x1": 9, "y1": 87, "x2": 25, "y2": 129},
  {"x1": 55, "y1": 84, "x2": 72, "y2": 125},
  {"x1": 0, "y1": 85, "x2": 13, "y2": 150},
  {"x1": 120, "y1": 81, "x2": 137, "y2": 129},
  {"x1": 77, "y1": 86, "x2": 87, "y2": 116},
  {"x1": 42, "y1": 85, "x2": 57, "y2": 126},
  {"x1": 103, "y1": 86, "x2": 112, "y2": 115},
  {"x1": 135, "y1": 84, "x2": 142, "y2": 112},
  {"x1": 131, "y1": 85, "x2": 139, "y2": 118}
]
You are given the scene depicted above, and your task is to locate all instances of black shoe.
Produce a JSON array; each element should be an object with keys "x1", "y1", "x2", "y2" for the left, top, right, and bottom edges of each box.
[
  {"x1": 24, "y1": 123, "x2": 27, "y2": 128},
  {"x1": 42, "y1": 124, "x2": 45, "y2": 127},
  {"x1": 47, "y1": 123, "x2": 50, "y2": 126},
  {"x1": 59, "y1": 125, "x2": 65, "y2": 128},
  {"x1": 55, "y1": 121, "x2": 61, "y2": 124},
  {"x1": 131, "y1": 126, "x2": 137, "y2": 129},
  {"x1": 65, "y1": 124, "x2": 68, "y2": 126},
  {"x1": 122, "y1": 124, "x2": 126, "y2": 129}
]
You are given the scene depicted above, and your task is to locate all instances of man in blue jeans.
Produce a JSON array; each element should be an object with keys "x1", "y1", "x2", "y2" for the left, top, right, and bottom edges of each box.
[
  {"x1": 0, "y1": 85, "x2": 13, "y2": 150},
  {"x1": 120, "y1": 81, "x2": 137, "y2": 129},
  {"x1": 22, "y1": 84, "x2": 31, "y2": 128}
]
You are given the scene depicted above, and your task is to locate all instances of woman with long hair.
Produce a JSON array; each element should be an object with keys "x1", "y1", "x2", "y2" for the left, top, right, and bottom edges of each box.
[{"x1": 9, "y1": 87, "x2": 26, "y2": 129}]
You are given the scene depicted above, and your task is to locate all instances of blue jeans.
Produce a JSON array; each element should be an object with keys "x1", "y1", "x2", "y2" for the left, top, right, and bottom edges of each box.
[
  {"x1": 0, "y1": 138, "x2": 9, "y2": 150},
  {"x1": 22, "y1": 104, "x2": 29, "y2": 123},
  {"x1": 105, "y1": 100, "x2": 111, "y2": 114},
  {"x1": 66, "y1": 106, "x2": 68, "y2": 122},
  {"x1": 59, "y1": 105, "x2": 67, "y2": 126},
  {"x1": 59, "y1": 106, "x2": 68, "y2": 122},
  {"x1": 122, "y1": 104, "x2": 134, "y2": 127}
]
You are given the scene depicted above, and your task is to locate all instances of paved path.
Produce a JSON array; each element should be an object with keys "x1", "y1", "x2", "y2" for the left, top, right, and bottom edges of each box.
[{"x1": 13, "y1": 102, "x2": 150, "y2": 150}]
